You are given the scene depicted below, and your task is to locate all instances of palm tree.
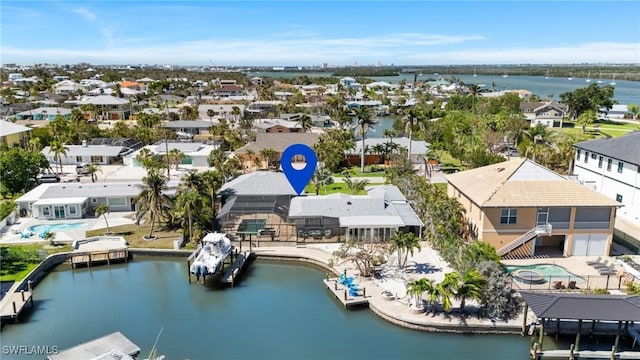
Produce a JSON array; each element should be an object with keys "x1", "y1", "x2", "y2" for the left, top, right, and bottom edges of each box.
[
  {"x1": 352, "y1": 107, "x2": 377, "y2": 173},
  {"x1": 407, "y1": 278, "x2": 435, "y2": 309},
  {"x1": 389, "y1": 231, "x2": 421, "y2": 269},
  {"x1": 166, "y1": 148, "x2": 184, "y2": 171},
  {"x1": 135, "y1": 170, "x2": 170, "y2": 239},
  {"x1": 201, "y1": 170, "x2": 223, "y2": 224},
  {"x1": 454, "y1": 269, "x2": 486, "y2": 312},
  {"x1": 259, "y1": 148, "x2": 278, "y2": 170},
  {"x1": 438, "y1": 272, "x2": 459, "y2": 312},
  {"x1": 85, "y1": 164, "x2": 101, "y2": 183},
  {"x1": 577, "y1": 109, "x2": 597, "y2": 134},
  {"x1": 343, "y1": 172, "x2": 369, "y2": 195},
  {"x1": 297, "y1": 114, "x2": 313, "y2": 133},
  {"x1": 175, "y1": 190, "x2": 200, "y2": 243},
  {"x1": 206, "y1": 109, "x2": 215, "y2": 124},
  {"x1": 401, "y1": 107, "x2": 423, "y2": 162},
  {"x1": 49, "y1": 140, "x2": 69, "y2": 175},
  {"x1": 312, "y1": 167, "x2": 333, "y2": 195},
  {"x1": 94, "y1": 203, "x2": 111, "y2": 235}
]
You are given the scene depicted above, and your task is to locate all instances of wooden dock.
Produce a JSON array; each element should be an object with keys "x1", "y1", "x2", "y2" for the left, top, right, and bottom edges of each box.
[
  {"x1": 222, "y1": 251, "x2": 253, "y2": 287},
  {"x1": 48, "y1": 331, "x2": 140, "y2": 360},
  {"x1": 323, "y1": 278, "x2": 369, "y2": 308},
  {"x1": 0, "y1": 286, "x2": 34, "y2": 323},
  {"x1": 71, "y1": 249, "x2": 128, "y2": 268},
  {"x1": 533, "y1": 349, "x2": 640, "y2": 359}
]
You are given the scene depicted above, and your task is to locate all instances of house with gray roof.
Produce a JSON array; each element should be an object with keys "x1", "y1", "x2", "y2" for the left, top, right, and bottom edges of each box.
[
  {"x1": 288, "y1": 184, "x2": 423, "y2": 241},
  {"x1": 573, "y1": 131, "x2": 640, "y2": 224},
  {"x1": 234, "y1": 133, "x2": 320, "y2": 169},
  {"x1": 0, "y1": 121, "x2": 32, "y2": 148},
  {"x1": 42, "y1": 141, "x2": 134, "y2": 165},
  {"x1": 15, "y1": 180, "x2": 180, "y2": 220}
]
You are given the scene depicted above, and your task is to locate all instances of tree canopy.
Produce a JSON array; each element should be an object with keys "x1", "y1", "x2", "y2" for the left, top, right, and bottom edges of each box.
[
  {"x1": 0, "y1": 148, "x2": 49, "y2": 195},
  {"x1": 559, "y1": 84, "x2": 615, "y2": 119}
]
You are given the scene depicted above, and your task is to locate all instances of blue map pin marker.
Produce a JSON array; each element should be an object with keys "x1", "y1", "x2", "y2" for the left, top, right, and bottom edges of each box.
[{"x1": 281, "y1": 143, "x2": 318, "y2": 195}]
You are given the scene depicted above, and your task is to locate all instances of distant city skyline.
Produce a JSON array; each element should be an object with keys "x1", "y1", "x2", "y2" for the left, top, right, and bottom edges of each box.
[{"x1": 2, "y1": 1, "x2": 639, "y2": 66}]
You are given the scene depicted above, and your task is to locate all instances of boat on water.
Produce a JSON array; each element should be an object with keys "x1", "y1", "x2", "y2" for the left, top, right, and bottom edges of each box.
[
  {"x1": 586, "y1": 71, "x2": 591, "y2": 82},
  {"x1": 610, "y1": 73, "x2": 616, "y2": 86},
  {"x1": 597, "y1": 72, "x2": 603, "y2": 83},
  {"x1": 190, "y1": 232, "x2": 232, "y2": 278}
]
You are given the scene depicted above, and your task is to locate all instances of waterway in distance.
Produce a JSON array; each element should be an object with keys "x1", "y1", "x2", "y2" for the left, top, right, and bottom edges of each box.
[{"x1": 1, "y1": 258, "x2": 531, "y2": 360}]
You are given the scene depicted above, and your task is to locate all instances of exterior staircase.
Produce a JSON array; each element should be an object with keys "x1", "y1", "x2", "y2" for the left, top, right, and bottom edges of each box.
[{"x1": 497, "y1": 223, "x2": 552, "y2": 256}]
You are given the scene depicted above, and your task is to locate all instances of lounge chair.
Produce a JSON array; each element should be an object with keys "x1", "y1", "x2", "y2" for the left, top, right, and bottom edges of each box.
[
  {"x1": 598, "y1": 264, "x2": 617, "y2": 276},
  {"x1": 553, "y1": 281, "x2": 565, "y2": 289},
  {"x1": 586, "y1": 256, "x2": 603, "y2": 266},
  {"x1": 567, "y1": 281, "x2": 577, "y2": 289},
  {"x1": 592, "y1": 260, "x2": 611, "y2": 269}
]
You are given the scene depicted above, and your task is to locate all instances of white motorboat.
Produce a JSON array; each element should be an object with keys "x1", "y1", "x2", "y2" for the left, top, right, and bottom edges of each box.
[{"x1": 190, "y1": 232, "x2": 232, "y2": 278}]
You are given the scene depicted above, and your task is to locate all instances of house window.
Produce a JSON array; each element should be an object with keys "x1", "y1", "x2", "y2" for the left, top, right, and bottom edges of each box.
[
  {"x1": 584, "y1": 151, "x2": 588, "y2": 163},
  {"x1": 577, "y1": 149, "x2": 581, "y2": 161},
  {"x1": 607, "y1": 159, "x2": 612, "y2": 171},
  {"x1": 69, "y1": 206, "x2": 77, "y2": 215},
  {"x1": 91, "y1": 198, "x2": 98, "y2": 203},
  {"x1": 91, "y1": 156, "x2": 103, "y2": 163},
  {"x1": 42, "y1": 207, "x2": 50, "y2": 216},
  {"x1": 591, "y1": 153, "x2": 597, "y2": 160},
  {"x1": 500, "y1": 209, "x2": 517, "y2": 224},
  {"x1": 76, "y1": 156, "x2": 83, "y2": 163},
  {"x1": 617, "y1": 162, "x2": 623, "y2": 173},
  {"x1": 107, "y1": 197, "x2": 127, "y2": 206},
  {"x1": 616, "y1": 194, "x2": 623, "y2": 203},
  {"x1": 598, "y1": 156, "x2": 603, "y2": 168}
]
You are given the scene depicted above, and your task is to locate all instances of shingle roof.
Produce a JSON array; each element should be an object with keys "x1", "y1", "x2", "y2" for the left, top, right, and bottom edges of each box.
[
  {"x1": 520, "y1": 292, "x2": 640, "y2": 321},
  {"x1": 235, "y1": 133, "x2": 320, "y2": 153},
  {"x1": 574, "y1": 131, "x2": 640, "y2": 166},
  {"x1": 218, "y1": 172, "x2": 298, "y2": 196},
  {"x1": 445, "y1": 159, "x2": 619, "y2": 208}
]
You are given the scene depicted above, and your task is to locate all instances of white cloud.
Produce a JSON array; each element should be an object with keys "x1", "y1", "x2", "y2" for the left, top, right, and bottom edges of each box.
[
  {"x1": 71, "y1": 8, "x2": 97, "y2": 21},
  {"x1": 2, "y1": 33, "x2": 638, "y2": 65}
]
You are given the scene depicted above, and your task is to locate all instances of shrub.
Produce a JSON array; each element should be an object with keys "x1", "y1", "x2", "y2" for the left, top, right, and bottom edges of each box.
[
  {"x1": 0, "y1": 200, "x2": 16, "y2": 220},
  {"x1": 627, "y1": 281, "x2": 640, "y2": 296}
]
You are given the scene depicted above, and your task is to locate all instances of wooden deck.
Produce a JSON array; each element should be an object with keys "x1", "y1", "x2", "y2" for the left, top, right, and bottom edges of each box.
[
  {"x1": 533, "y1": 349, "x2": 640, "y2": 359},
  {"x1": 323, "y1": 278, "x2": 369, "y2": 308},
  {"x1": 0, "y1": 289, "x2": 33, "y2": 323},
  {"x1": 222, "y1": 251, "x2": 253, "y2": 286},
  {"x1": 48, "y1": 331, "x2": 140, "y2": 360}
]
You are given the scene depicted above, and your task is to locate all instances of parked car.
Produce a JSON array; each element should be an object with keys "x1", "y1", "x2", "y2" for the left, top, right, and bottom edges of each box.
[
  {"x1": 37, "y1": 173, "x2": 60, "y2": 184},
  {"x1": 76, "y1": 163, "x2": 91, "y2": 175}
]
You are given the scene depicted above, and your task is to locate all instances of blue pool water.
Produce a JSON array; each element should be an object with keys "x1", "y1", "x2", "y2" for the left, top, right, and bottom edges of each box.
[
  {"x1": 505, "y1": 264, "x2": 585, "y2": 282},
  {"x1": 27, "y1": 222, "x2": 88, "y2": 233}
]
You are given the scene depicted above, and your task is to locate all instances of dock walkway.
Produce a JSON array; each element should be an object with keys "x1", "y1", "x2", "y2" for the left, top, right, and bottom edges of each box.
[
  {"x1": 71, "y1": 236, "x2": 128, "y2": 268},
  {"x1": 323, "y1": 278, "x2": 369, "y2": 308},
  {"x1": 48, "y1": 331, "x2": 140, "y2": 360},
  {"x1": 0, "y1": 289, "x2": 33, "y2": 323},
  {"x1": 534, "y1": 349, "x2": 640, "y2": 359},
  {"x1": 222, "y1": 251, "x2": 252, "y2": 286}
]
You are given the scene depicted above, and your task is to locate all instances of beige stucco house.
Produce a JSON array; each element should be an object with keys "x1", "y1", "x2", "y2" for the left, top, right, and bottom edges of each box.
[{"x1": 446, "y1": 159, "x2": 620, "y2": 258}]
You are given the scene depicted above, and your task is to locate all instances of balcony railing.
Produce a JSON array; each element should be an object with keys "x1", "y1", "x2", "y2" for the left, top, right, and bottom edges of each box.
[{"x1": 573, "y1": 221, "x2": 610, "y2": 230}]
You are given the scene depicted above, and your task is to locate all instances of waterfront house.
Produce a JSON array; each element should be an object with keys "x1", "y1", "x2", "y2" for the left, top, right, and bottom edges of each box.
[
  {"x1": 15, "y1": 181, "x2": 179, "y2": 220},
  {"x1": 253, "y1": 118, "x2": 303, "y2": 133},
  {"x1": 214, "y1": 84, "x2": 245, "y2": 98},
  {"x1": 289, "y1": 185, "x2": 423, "y2": 241},
  {"x1": 162, "y1": 120, "x2": 213, "y2": 139},
  {"x1": 349, "y1": 137, "x2": 430, "y2": 165},
  {"x1": 572, "y1": 132, "x2": 640, "y2": 224},
  {"x1": 602, "y1": 104, "x2": 629, "y2": 119},
  {"x1": 519, "y1": 101, "x2": 567, "y2": 128},
  {"x1": 446, "y1": 159, "x2": 620, "y2": 257},
  {"x1": 0, "y1": 121, "x2": 32, "y2": 148}
]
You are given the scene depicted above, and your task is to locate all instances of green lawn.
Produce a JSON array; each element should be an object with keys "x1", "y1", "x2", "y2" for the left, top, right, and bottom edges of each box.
[
  {"x1": 0, "y1": 243, "x2": 71, "y2": 282},
  {"x1": 332, "y1": 165, "x2": 387, "y2": 177},
  {"x1": 85, "y1": 222, "x2": 186, "y2": 249},
  {"x1": 304, "y1": 182, "x2": 385, "y2": 195},
  {"x1": 556, "y1": 120, "x2": 639, "y2": 139}
]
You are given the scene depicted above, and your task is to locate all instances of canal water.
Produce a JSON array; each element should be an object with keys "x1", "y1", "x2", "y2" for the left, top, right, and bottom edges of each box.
[{"x1": 1, "y1": 258, "x2": 531, "y2": 360}]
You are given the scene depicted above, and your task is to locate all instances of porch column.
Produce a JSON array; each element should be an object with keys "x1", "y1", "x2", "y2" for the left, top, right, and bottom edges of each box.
[
  {"x1": 614, "y1": 320, "x2": 622, "y2": 352},
  {"x1": 538, "y1": 318, "x2": 545, "y2": 350},
  {"x1": 521, "y1": 303, "x2": 529, "y2": 335}
]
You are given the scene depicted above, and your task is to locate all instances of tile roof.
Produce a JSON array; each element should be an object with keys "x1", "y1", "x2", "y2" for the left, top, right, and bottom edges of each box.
[
  {"x1": 520, "y1": 292, "x2": 640, "y2": 321},
  {"x1": 574, "y1": 131, "x2": 640, "y2": 166},
  {"x1": 446, "y1": 158, "x2": 619, "y2": 208}
]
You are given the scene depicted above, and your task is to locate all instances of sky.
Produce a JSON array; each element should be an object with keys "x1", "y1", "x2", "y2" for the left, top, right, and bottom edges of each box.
[{"x1": 2, "y1": 1, "x2": 640, "y2": 66}]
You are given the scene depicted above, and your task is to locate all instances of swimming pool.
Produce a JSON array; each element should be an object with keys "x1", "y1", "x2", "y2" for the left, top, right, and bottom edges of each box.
[
  {"x1": 28, "y1": 222, "x2": 88, "y2": 233},
  {"x1": 505, "y1": 264, "x2": 585, "y2": 283}
]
